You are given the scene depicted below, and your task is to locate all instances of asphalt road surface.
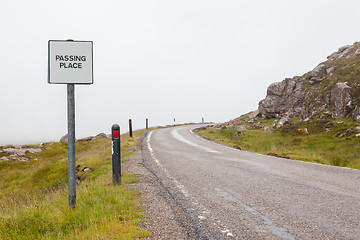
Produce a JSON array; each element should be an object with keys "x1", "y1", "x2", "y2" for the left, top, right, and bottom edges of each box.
[{"x1": 141, "y1": 125, "x2": 360, "y2": 239}]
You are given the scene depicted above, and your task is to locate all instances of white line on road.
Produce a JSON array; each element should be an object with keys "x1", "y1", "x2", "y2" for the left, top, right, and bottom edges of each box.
[
  {"x1": 147, "y1": 131, "x2": 190, "y2": 197},
  {"x1": 146, "y1": 130, "x2": 234, "y2": 238},
  {"x1": 171, "y1": 128, "x2": 219, "y2": 153}
]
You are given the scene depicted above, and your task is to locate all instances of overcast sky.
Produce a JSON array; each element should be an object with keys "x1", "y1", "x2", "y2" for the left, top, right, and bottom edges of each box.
[{"x1": 1, "y1": 0, "x2": 360, "y2": 145}]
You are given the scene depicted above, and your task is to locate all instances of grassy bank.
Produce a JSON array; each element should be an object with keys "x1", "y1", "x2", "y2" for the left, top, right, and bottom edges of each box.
[
  {"x1": 198, "y1": 118, "x2": 360, "y2": 169},
  {"x1": 0, "y1": 130, "x2": 149, "y2": 239}
]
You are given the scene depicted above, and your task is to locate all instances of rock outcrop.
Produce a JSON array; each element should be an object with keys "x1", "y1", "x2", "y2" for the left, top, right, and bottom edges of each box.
[
  {"x1": 70, "y1": 133, "x2": 109, "y2": 142},
  {"x1": 259, "y1": 42, "x2": 360, "y2": 121},
  {"x1": 0, "y1": 146, "x2": 42, "y2": 162}
]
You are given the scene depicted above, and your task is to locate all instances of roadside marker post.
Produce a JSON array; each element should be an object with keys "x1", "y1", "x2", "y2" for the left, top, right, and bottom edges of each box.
[
  {"x1": 48, "y1": 39, "x2": 93, "y2": 209},
  {"x1": 111, "y1": 124, "x2": 121, "y2": 185},
  {"x1": 129, "y1": 119, "x2": 133, "y2": 138},
  {"x1": 146, "y1": 118, "x2": 148, "y2": 129}
]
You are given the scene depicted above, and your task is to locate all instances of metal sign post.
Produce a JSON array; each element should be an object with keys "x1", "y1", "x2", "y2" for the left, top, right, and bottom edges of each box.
[
  {"x1": 67, "y1": 84, "x2": 76, "y2": 208},
  {"x1": 48, "y1": 39, "x2": 93, "y2": 209},
  {"x1": 146, "y1": 118, "x2": 148, "y2": 129}
]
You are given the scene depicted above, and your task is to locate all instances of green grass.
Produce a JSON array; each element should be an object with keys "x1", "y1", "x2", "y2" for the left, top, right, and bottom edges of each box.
[
  {"x1": 0, "y1": 129, "x2": 149, "y2": 239},
  {"x1": 199, "y1": 119, "x2": 360, "y2": 169}
]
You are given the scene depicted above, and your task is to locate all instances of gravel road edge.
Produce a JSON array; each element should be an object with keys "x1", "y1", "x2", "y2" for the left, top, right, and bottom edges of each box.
[{"x1": 123, "y1": 131, "x2": 203, "y2": 239}]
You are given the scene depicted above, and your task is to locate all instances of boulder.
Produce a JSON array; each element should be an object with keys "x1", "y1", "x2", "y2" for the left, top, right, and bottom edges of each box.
[
  {"x1": 267, "y1": 82, "x2": 286, "y2": 96},
  {"x1": 259, "y1": 79, "x2": 304, "y2": 118},
  {"x1": 259, "y1": 95, "x2": 282, "y2": 117},
  {"x1": 326, "y1": 66, "x2": 336, "y2": 75},
  {"x1": 77, "y1": 136, "x2": 93, "y2": 142},
  {"x1": 93, "y1": 133, "x2": 108, "y2": 140},
  {"x1": 331, "y1": 82, "x2": 352, "y2": 119},
  {"x1": 60, "y1": 134, "x2": 68, "y2": 143},
  {"x1": 271, "y1": 120, "x2": 278, "y2": 128},
  {"x1": 236, "y1": 124, "x2": 248, "y2": 131},
  {"x1": 232, "y1": 131, "x2": 244, "y2": 139},
  {"x1": 0, "y1": 156, "x2": 9, "y2": 161},
  {"x1": 327, "y1": 45, "x2": 354, "y2": 60},
  {"x1": 309, "y1": 64, "x2": 327, "y2": 78},
  {"x1": 352, "y1": 105, "x2": 360, "y2": 121},
  {"x1": 277, "y1": 116, "x2": 291, "y2": 129},
  {"x1": 83, "y1": 167, "x2": 92, "y2": 172}
]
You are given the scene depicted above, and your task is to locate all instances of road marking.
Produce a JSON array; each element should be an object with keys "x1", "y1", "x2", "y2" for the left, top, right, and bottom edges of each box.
[
  {"x1": 146, "y1": 130, "x2": 234, "y2": 238},
  {"x1": 147, "y1": 131, "x2": 190, "y2": 197},
  {"x1": 214, "y1": 187, "x2": 296, "y2": 240},
  {"x1": 171, "y1": 128, "x2": 219, "y2": 153},
  {"x1": 190, "y1": 127, "x2": 240, "y2": 152}
]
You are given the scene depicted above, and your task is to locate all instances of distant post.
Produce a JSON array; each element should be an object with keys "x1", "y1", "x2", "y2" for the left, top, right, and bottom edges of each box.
[
  {"x1": 146, "y1": 118, "x2": 148, "y2": 129},
  {"x1": 111, "y1": 124, "x2": 121, "y2": 185},
  {"x1": 129, "y1": 119, "x2": 133, "y2": 138},
  {"x1": 202, "y1": 117, "x2": 204, "y2": 123},
  {"x1": 48, "y1": 39, "x2": 93, "y2": 209}
]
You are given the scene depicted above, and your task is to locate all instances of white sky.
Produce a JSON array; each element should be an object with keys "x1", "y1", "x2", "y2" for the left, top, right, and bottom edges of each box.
[{"x1": 1, "y1": 0, "x2": 360, "y2": 145}]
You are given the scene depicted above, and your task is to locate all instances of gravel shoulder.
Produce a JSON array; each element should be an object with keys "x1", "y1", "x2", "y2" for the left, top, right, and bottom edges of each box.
[{"x1": 122, "y1": 132, "x2": 200, "y2": 239}]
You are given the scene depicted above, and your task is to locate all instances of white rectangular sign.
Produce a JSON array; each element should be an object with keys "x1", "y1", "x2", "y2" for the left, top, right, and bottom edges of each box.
[{"x1": 48, "y1": 40, "x2": 93, "y2": 84}]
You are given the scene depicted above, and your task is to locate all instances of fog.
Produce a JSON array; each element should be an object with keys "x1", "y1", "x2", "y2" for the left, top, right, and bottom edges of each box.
[{"x1": 1, "y1": 0, "x2": 360, "y2": 145}]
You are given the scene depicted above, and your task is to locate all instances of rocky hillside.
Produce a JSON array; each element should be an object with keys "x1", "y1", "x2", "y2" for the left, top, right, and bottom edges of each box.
[{"x1": 259, "y1": 42, "x2": 360, "y2": 121}]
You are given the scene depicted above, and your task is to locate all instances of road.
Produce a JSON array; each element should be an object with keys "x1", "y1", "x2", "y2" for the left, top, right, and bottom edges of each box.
[{"x1": 141, "y1": 125, "x2": 360, "y2": 239}]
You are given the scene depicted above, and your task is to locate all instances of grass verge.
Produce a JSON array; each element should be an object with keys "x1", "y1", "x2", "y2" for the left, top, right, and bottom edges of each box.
[
  {"x1": 0, "y1": 129, "x2": 149, "y2": 239},
  {"x1": 198, "y1": 119, "x2": 360, "y2": 169}
]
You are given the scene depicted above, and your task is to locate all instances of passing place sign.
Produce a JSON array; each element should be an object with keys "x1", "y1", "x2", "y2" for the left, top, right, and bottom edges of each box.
[{"x1": 48, "y1": 40, "x2": 93, "y2": 84}]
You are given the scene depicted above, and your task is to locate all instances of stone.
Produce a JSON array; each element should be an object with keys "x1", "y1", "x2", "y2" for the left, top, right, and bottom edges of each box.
[
  {"x1": 356, "y1": 133, "x2": 360, "y2": 138},
  {"x1": 264, "y1": 126, "x2": 273, "y2": 131},
  {"x1": 326, "y1": 66, "x2": 336, "y2": 75},
  {"x1": 267, "y1": 82, "x2": 286, "y2": 96},
  {"x1": 236, "y1": 125, "x2": 247, "y2": 131},
  {"x1": 331, "y1": 82, "x2": 352, "y2": 119},
  {"x1": 0, "y1": 156, "x2": 9, "y2": 161},
  {"x1": 232, "y1": 131, "x2": 244, "y2": 139},
  {"x1": 93, "y1": 133, "x2": 108, "y2": 140},
  {"x1": 352, "y1": 105, "x2": 360, "y2": 121},
  {"x1": 309, "y1": 77, "x2": 325, "y2": 84},
  {"x1": 304, "y1": 128, "x2": 309, "y2": 135},
  {"x1": 328, "y1": 45, "x2": 352, "y2": 60},
  {"x1": 26, "y1": 148, "x2": 42, "y2": 154},
  {"x1": 277, "y1": 116, "x2": 291, "y2": 129},
  {"x1": 248, "y1": 110, "x2": 260, "y2": 118},
  {"x1": 77, "y1": 136, "x2": 93, "y2": 142},
  {"x1": 270, "y1": 120, "x2": 278, "y2": 128},
  {"x1": 3, "y1": 148, "x2": 26, "y2": 156},
  {"x1": 60, "y1": 134, "x2": 68, "y2": 143},
  {"x1": 259, "y1": 78, "x2": 304, "y2": 118},
  {"x1": 309, "y1": 64, "x2": 327, "y2": 78},
  {"x1": 83, "y1": 167, "x2": 92, "y2": 172}
]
